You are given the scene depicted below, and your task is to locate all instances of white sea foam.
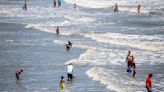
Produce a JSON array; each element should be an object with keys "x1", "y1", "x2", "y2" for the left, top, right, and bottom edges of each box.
[
  {"x1": 65, "y1": 41, "x2": 164, "y2": 66},
  {"x1": 64, "y1": 0, "x2": 164, "y2": 14},
  {"x1": 86, "y1": 67, "x2": 146, "y2": 92},
  {"x1": 25, "y1": 24, "x2": 74, "y2": 36},
  {"x1": 64, "y1": 15, "x2": 96, "y2": 23},
  {"x1": 81, "y1": 32, "x2": 164, "y2": 51},
  {"x1": 65, "y1": 47, "x2": 127, "y2": 66}
]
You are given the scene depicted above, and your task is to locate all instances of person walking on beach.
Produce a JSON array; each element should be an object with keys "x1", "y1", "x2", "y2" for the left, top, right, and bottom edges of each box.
[
  {"x1": 67, "y1": 63, "x2": 74, "y2": 81},
  {"x1": 114, "y1": 3, "x2": 118, "y2": 12},
  {"x1": 15, "y1": 69, "x2": 23, "y2": 80},
  {"x1": 60, "y1": 76, "x2": 65, "y2": 89},
  {"x1": 146, "y1": 74, "x2": 153, "y2": 92},
  {"x1": 56, "y1": 26, "x2": 59, "y2": 35},
  {"x1": 137, "y1": 4, "x2": 141, "y2": 14}
]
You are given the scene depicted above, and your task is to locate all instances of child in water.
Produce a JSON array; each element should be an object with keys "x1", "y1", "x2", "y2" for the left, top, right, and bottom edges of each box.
[{"x1": 60, "y1": 76, "x2": 65, "y2": 89}]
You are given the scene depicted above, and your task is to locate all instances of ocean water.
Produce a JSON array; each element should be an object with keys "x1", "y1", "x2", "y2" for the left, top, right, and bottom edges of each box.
[{"x1": 0, "y1": 0, "x2": 164, "y2": 92}]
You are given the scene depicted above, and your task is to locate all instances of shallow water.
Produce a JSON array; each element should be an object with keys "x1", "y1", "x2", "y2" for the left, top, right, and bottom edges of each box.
[{"x1": 0, "y1": 0, "x2": 164, "y2": 92}]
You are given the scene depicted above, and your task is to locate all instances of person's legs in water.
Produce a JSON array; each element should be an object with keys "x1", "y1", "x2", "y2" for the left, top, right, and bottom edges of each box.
[
  {"x1": 114, "y1": 8, "x2": 116, "y2": 12},
  {"x1": 132, "y1": 69, "x2": 136, "y2": 77},
  {"x1": 70, "y1": 74, "x2": 73, "y2": 80},
  {"x1": 16, "y1": 73, "x2": 19, "y2": 80},
  {"x1": 15, "y1": 69, "x2": 23, "y2": 80},
  {"x1": 67, "y1": 73, "x2": 70, "y2": 81},
  {"x1": 147, "y1": 87, "x2": 152, "y2": 92},
  {"x1": 58, "y1": 0, "x2": 61, "y2": 7},
  {"x1": 67, "y1": 73, "x2": 73, "y2": 81}
]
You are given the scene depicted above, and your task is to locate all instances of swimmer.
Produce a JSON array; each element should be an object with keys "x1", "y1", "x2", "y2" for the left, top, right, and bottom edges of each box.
[
  {"x1": 16, "y1": 69, "x2": 23, "y2": 80},
  {"x1": 114, "y1": 3, "x2": 118, "y2": 12},
  {"x1": 60, "y1": 76, "x2": 65, "y2": 89},
  {"x1": 137, "y1": 4, "x2": 141, "y2": 14},
  {"x1": 146, "y1": 74, "x2": 153, "y2": 92}
]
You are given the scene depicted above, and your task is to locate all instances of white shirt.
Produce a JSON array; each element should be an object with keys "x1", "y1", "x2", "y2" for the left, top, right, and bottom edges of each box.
[{"x1": 67, "y1": 65, "x2": 73, "y2": 74}]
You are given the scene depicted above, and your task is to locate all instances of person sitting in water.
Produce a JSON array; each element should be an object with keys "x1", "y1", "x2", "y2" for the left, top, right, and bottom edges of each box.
[
  {"x1": 67, "y1": 63, "x2": 74, "y2": 81},
  {"x1": 60, "y1": 76, "x2": 65, "y2": 89},
  {"x1": 58, "y1": 0, "x2": 61, "y2": 7},
  {"x1": 16, "y1": 69, "x2": 23, "y2": 80},
  {"x1": 114, "y1": 3, "x2": 118, "y2": 12},
  {"x1": 137, "y1": 4, "x2": 141, "y2": 14}
]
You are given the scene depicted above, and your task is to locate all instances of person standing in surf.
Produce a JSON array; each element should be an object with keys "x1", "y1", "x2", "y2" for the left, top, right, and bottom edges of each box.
[
  {"x1": 137, "y1": 4, "x2": 141, "y2": 14},
  {"x1": 56, "y1": 26, "x2": 59, "y2": 35},
  {"x1": 22, "y1": 0, "x2": 27, "y2": 11},
  {"x1": 67, "y1": 63, "x2": 74, "y2": 81},
  {"x1": 58, "y1": 0, "x2": 61, "y2": 7},
  {"x1": 53, "y1": 0, "x2": 56, "y2": 7},
  {"x1": 126, "y1": 51, "x2": 134, "y2": 73},
  {"x1": 146, "y1": 74, "x2": 153, "y2": 92},
  {"x1": 114, "y1": 3, "x2": 119, "y2": 12},
  {"x1": 126, "y1": 51, "x2": 134, "y2": 67},
  {"x1": 60, "y1": 76, "x2": 65, "y2": 89}
]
